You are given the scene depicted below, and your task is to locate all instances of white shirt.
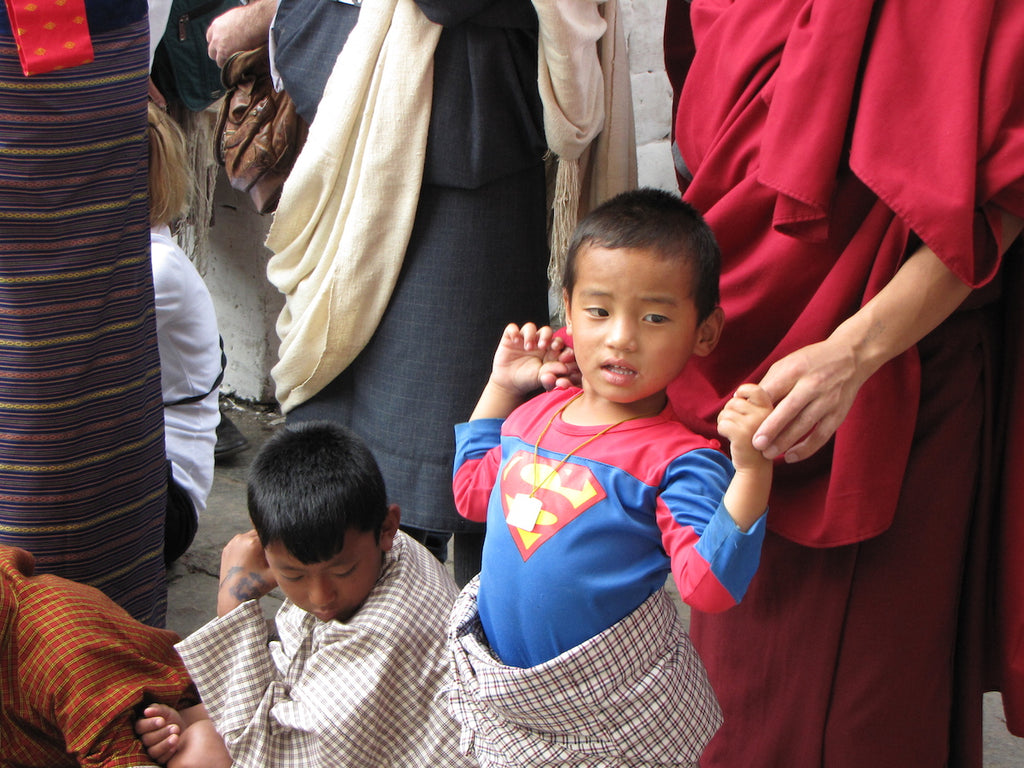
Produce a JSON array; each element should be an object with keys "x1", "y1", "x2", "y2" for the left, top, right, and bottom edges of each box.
[
  {"x1": 151, "y1": 226, "x2": 221, "y2": 516},
  {"x1": 147, "y1": 0, "x2": 174, "y2": 67}
]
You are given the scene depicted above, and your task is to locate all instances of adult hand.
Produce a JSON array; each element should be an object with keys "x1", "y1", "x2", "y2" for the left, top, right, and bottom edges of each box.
[
  {"x1": 206, "y1": 0, "x2": 275, "y2": 67},
  {"x1": 749, "y1": 209, "x2": 1024, "y2": 465},
  {"x1": 752, "y1": 335, "x2": 868, "y2": 464}
]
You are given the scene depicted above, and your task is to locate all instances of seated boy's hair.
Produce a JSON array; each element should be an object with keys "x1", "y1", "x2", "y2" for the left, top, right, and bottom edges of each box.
[
  {"x1": 146, "y1": 103, "x2": 191, "y2": 228},
  {"x1": 247, "y1": 421, "x2": 389, "y2": 563},
  {"x1": 563, "y1": 187, "x2": 721, "y2": 321}
]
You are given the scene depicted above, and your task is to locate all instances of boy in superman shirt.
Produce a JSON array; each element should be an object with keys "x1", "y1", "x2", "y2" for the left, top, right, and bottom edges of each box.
[{"x1": 447, "y1": 188, "x2": 774, "y2": 768}]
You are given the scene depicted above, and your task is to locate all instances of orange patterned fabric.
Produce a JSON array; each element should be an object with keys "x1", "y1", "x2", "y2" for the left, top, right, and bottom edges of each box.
[
  {"x1": 0, "y1": 546, "x2": 198, "y2": 768},
  {"x1": 3, "y1": 0, "x2": 93, "y2": 75}
]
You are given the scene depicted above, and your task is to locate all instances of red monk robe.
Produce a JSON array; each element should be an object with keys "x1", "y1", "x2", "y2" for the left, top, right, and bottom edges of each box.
[{"x1": 665, "y1": 0, "x2": 1024, "y2": 765}]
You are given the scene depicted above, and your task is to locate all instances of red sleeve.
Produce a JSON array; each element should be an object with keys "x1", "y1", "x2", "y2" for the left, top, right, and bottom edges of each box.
[
  {"x1": 663, "y1": 0, "x2": 695, "y2": 127},
  {"x1": 453, "y1": 451, "x2": 499, "y2": 523},
  {"x1": 655, "y1": 497, "x2": 738, "y2": 614},
  {"x1": 452, "y1": 420, "x2": 505, "y2": 523}
]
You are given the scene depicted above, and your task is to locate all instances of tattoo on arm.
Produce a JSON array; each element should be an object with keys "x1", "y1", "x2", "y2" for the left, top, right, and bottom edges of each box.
[{"x1": 220, "y1": 566, "x2": 272, "y2": 602}]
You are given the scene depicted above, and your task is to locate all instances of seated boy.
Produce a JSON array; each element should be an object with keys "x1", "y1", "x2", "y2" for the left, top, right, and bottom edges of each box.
[
  {"x1": 0, "y1": 544, "x2": 198, "y2": 767},
  {"x1": 448, "y1": 188, "x2": 774, "y2": 767},
  {"x1": 136, "y1": 421, "x2": 474, "y2": 768}
]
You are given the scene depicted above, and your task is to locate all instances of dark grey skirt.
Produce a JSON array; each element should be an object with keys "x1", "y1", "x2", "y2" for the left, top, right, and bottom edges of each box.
[{"x1": 289, "y1": 162, "x2": 550, "y2": 533}]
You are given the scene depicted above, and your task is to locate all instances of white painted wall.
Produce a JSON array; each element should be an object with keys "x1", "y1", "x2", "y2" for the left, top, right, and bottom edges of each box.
[
  {"x1": 203, "y1": 4, "x2": 675, "y2": 401},
  {"x1": 622, "y1": 0, "x2": 677, "y2": 193},
  {"x1": 204, "y1": 180, "x2": 280, "y2": 402}
]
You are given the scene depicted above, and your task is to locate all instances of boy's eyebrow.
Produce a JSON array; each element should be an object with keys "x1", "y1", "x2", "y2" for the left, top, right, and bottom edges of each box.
[
  {"x1": 578, "y1": 287, "x2": 683, "y2": 306},
  {"x1": 639, "y1": 294, "x2": 682, "y2": 306}
]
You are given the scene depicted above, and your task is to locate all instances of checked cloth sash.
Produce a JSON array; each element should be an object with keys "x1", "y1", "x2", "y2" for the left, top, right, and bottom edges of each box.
[{"x1": 447, "y1": 577, "x2": 722, "y2": 767}]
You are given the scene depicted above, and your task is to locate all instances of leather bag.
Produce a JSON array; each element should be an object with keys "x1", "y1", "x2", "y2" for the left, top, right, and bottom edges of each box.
[{"x1": 215, "y1": 45, "x2": 308, "y2": 214}]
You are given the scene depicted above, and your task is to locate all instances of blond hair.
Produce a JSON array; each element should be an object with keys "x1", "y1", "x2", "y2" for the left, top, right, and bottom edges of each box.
[{"x1": 147, "y1": 103, "x2": 191, "y2": 227}]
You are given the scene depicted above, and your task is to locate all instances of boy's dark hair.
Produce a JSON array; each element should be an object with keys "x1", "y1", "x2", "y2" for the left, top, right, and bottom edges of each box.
[
  {"x1": 563, "y1": 187, "x2": 721, "y2": 321},
  {"x1": 247, "y1": 421, "x2": 388, "y2": 564}
]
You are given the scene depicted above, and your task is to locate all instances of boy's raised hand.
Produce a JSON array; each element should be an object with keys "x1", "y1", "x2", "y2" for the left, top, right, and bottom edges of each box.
[
  {"x1": 718, "y1": 384, "x2": 775, "y2": 531},
  {"x1": 471, "y1": 323, "x2": 576, "y2": 420},
  {"x1": 717, "y1": 383, "x2": 775, "y2": 470},
  {"x1": 216, "y1": 530, "x2": 277, "y2": 617},
  {"x1": 492, "y1": 323, "x2": 574, "y2": 394}
]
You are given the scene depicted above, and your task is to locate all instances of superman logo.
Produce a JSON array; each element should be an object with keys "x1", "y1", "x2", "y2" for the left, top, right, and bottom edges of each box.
[{"x1": 500, "y1": 449, "x2": 607, "y2": 560}]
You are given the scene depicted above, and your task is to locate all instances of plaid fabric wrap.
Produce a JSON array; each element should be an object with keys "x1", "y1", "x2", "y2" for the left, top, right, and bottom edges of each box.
[
  {"x1": 0, "y1": 18, "x2": 167, "y2": 626},
  {"x1": 176, "y1": 533, "x2": 475, "y2": 768},
  {"x1": 0, "y1": 546, "x2": 197, "y2": 768},
  {"x1": 447, "y1": 577, "x2": 722, "y2": 767}
]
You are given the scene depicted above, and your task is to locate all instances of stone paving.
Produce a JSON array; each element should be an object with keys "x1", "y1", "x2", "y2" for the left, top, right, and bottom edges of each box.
[{"x1": 166, "y1": 401, "x2": 1024, "y2": 766}]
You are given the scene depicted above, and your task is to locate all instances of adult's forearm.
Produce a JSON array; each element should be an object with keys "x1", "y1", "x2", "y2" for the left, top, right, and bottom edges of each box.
[
  {"x1": 754, "y1": 209, "x2": 1023, "y2": 462},
  {"x1": 838, "y1": 208, "x2": 1023, "y2": 380}
]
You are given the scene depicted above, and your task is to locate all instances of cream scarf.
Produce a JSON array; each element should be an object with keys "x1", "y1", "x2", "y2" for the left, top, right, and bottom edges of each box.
[
  {"x1": 264, "y1": 0, "x2": 440, "y2": 412},
  {"x1": 266, "y1": 0, "x2": 631, "y2": 412}
]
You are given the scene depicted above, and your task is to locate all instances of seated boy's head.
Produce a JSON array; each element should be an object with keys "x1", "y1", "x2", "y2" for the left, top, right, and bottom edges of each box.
[
  {"x1": 247, "y1": 421, "x2": 400, "y2": 622},
  {"x1": 561, "y1": 188, "x2": 725, "y2": 421}
]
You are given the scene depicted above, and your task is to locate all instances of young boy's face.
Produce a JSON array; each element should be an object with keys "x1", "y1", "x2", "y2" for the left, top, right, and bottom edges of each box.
[
  {"x1": 263, "y1": 505, "x2": 400, "y2": 623},
  {"x1": 564, "y1": 244, "x2": 722, "y2": 424}
]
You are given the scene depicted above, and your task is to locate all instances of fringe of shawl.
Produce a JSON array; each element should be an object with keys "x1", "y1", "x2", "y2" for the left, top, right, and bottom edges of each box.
[{"x1": 539, "y1": 0, "x2": 637, "y2": 322}]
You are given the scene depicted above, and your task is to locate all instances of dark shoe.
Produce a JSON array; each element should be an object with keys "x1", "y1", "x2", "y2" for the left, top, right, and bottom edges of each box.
[{"x1": 215, "y1": 413, "x2": 250, "y2": 461}]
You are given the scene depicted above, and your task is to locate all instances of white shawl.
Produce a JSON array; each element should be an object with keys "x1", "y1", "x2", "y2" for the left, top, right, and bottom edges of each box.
[
  {"x1": 264, "y1": 0, "x2": 440, "y2": 412},
  {"x1": 265, "y1": 0, "x2": 630, "y2": 412}
]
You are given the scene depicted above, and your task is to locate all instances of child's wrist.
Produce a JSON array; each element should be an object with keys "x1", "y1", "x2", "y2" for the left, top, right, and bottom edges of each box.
[
  {"x1": 219, "y1": 566, "x2": 273, "y2": 602},
  {"x1": 732, "y1": 452, "x2": 773, "y2": 472},
  {"x1": 731, "y1": 459, "x2": 774, "y2": 484},
  {"x1": 483, "y1": 377, "x2": 532, "y2": 408},
  {"x1": 725, "y1": 462, "x2": 773, "y2": 525}
]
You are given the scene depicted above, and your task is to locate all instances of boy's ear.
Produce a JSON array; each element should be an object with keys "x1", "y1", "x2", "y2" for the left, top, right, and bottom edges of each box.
[
  {"x1": 562, "y1": 288, "x2": 572, "y2": 334},
  {"x1": 379, "y1": 504, "x2": 400, "y2": 552},
  {"x1": 693, "y1": 306, "x2": 724, "y2": 357}
]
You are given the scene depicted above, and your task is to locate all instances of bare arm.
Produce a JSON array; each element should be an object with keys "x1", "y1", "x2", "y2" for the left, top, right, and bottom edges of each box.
[
  {"x1": 216, "y1": 530, "x2": 277, "y2": 617},
  {"x1": 754, "y1": 210, "x2": 1024, "y2": 464},
  {"x1": 717, "y1": 384, "x2": 774, "y2": 531}
]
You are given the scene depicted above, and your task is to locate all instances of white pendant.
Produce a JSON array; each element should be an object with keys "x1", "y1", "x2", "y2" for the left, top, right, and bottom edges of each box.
[{"x1": 506, "y1": 493, "x2": 543, "y2": 532}]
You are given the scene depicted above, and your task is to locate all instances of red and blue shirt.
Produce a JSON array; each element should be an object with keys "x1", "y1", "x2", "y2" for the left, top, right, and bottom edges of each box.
[{"x1": 453, "y1": 387, "x2": 767, "y2": 668}]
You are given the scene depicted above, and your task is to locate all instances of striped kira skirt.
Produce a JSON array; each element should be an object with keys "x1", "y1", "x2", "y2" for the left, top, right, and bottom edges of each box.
[{"x1": 0, "y1": 18, "x2": 168, "y2": 626}]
